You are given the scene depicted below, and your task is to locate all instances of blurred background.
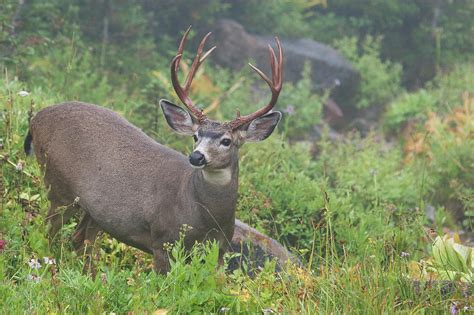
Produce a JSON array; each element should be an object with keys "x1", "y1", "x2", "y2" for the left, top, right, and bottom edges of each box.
[{"x1": 0, "y1": 1, "x2": 473, "y2": 312}]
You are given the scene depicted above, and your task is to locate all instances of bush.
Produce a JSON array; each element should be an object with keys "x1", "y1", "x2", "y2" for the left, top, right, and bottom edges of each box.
[
  {"x1": 384, "y1": 89, "x2": 436, "y2": 132},
  {"x1": 404, "y1": 99, "x2": 474, "y2": 228},
  {"x1": 334, "y1": 36, "x2": 403, "y2": 109}
]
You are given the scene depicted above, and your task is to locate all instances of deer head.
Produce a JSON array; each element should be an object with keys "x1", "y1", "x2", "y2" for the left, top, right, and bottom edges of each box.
[{"x1": 160, "y1": 27, "x2": 283, "y2": 172}]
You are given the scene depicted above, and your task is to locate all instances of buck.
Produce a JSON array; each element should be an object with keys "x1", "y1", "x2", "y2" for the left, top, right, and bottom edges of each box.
[{"x1": 24, "y1": 28, "x2": 283, "y2": 273}]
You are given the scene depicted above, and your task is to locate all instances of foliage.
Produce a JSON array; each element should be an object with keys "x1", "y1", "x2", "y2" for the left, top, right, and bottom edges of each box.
[
  {"x1": 403, "y1": 95, "x2": 474, "y2": 228},
  {"x1": 334, "y1": 36, "x2": 403, "y2": 109},
  {"x1": 1, "y1": 66, "x2": 471, "y2": 312},
  {"x1": 430, "y1": 234, "x2": 473, "y2": 283},
  {"x1": 429, "y1": 63, "x2": 474, "y2": 110},
  {"x1": 384, "y1": 89, "x2": 436, "y2": 132},
  {"x1": 1, "y1": 1, "x2": 474, "y2": 313},
  {"x1": 278, "y1": 63, "x2": 324, "y2": 138},
  {"x1": 385, "y1": 62, "x2": 474, "y2": 133},
  {"x1": 311, "y1": 0, "x2": 474, "y2": 85},
  {"x1": 158, "y1": 233, "x2": 236, "y2": 313},
  {"x1": 225, "y1": 0, "x2": 325, "y2": 38}
]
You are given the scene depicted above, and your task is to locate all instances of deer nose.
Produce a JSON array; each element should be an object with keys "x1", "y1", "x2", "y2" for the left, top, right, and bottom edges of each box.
[{"x1": 189, "y1": 151, "x2": 207, "y2": 167}]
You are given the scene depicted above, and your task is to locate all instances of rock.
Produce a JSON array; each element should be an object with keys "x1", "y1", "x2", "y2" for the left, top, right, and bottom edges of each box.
[
  {"x1": 228, "y1": 219, "x2": 298, "y2": 274},
  {"x1": 424, "y1": 204, "x2": 436, "y2": 224},
  {"x1": 212, "y1": 19, "x2": 360, "y2": 113}
]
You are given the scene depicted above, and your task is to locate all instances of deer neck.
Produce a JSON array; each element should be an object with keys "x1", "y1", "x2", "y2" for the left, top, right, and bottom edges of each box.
[{"x1": 190, "y1": 161, "x2": 239, "y2": 221}]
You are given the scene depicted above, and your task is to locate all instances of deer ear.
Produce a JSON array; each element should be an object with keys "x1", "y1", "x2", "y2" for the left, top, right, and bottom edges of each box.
[
  {"x1": 160, "y1": 99, "x2": 197, "y2": 136},
  {"x1": 239, "y1": 111, "x2": 282, "y2": 142}
]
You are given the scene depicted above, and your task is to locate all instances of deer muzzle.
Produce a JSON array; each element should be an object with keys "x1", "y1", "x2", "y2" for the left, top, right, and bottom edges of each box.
[{"x1": 189, "y1": 150, "x2": 207, "y2": 168}]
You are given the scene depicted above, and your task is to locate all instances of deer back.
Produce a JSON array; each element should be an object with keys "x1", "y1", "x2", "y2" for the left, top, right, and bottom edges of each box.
[{"x1": 30, "y1": 101, "x2": 196, "y2": 249}]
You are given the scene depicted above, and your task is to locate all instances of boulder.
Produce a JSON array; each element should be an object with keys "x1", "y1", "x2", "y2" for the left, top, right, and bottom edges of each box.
[
  {"x1": 228, "y1": 219, "x2": 298, "y2": 274},
  {"x1": 212, "y1": 19, "x2": 360, "y2": 113}
]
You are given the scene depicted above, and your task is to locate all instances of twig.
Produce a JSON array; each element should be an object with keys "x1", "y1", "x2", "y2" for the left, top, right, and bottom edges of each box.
[{"x1": 0, "y1": 154, "x2": 35, "y2": 178}]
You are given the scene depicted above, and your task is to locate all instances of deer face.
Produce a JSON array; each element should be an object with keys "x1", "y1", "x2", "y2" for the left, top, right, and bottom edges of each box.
[{"x1": 160, "y1": 100, "x2": 281, "y2": 170}]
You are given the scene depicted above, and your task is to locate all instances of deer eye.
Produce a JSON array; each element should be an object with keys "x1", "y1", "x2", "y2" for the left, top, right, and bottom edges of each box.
[
  {"x1": 220, "y1": 138, "x2": 231, "y2": 147},
  {"x1": 193, "y1": 135, "x2": 198, "y2": 142}
]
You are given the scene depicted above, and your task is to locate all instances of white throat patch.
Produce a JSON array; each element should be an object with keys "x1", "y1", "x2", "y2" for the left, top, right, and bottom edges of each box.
[{"x1": 202, "y1": 168, "x2": 232, "y2": 186}]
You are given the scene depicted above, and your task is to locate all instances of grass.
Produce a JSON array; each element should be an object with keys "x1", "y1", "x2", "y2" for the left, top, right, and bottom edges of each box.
[{"x1": 1, "y1": 75, "x2": 472, "y2": 313}]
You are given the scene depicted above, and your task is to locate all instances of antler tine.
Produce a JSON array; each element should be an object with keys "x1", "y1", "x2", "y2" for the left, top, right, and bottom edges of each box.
[
  {"x1": 170, "y1": 27, "x2": 215, "y2": 122},
  {"x1": 174, "y1": 26, "x2": 191, "y2": 71},
  {"x1": 183, "y1": 32, "x2": 215, "y2": 91},
  {"x1": 230, "y1": 37, "x2": 283, "y2": 129}
]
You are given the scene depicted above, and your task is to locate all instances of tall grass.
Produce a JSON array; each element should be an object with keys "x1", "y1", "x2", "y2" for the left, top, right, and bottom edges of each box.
[{"x1": 1, "y1": 75, "x2": 471, "y2": 313}]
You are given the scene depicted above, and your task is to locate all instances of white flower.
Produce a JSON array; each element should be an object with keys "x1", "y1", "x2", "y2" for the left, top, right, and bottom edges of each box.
[
  {"x1": 15, "y1": 160, "x2": 25, "y2": 171},
  {"x1": 17, "y1": 91, "x2": 29, "y2": 97},
  {"x1": 43, "y1": 257, "x2": 56, "y2": 265},
  {"x1": 283, "y1": 105, "x2": 296, "y2": 115},
  {"x1": 400, "y1": 251, "x2": 410, "y2": 258},
  {"x1": 26, "y1": 274, "x2": 41, "y2": 282},
  {"x1": 27, "y1": 258, "x2": 41, "y2": 269},
  {"x1": 73, "y1": 197, "x2": 80, "y2": 206}
]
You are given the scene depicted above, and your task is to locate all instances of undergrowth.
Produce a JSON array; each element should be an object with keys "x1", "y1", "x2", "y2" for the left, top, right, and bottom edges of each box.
[{"x1": 1, "y1": 70, "x2": 472, "y2": 312}]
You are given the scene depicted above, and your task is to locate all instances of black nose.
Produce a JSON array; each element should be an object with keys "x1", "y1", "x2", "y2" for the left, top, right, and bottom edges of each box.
[{"x1": 189, "y1": 151, "x2": 206, "y2": 167}]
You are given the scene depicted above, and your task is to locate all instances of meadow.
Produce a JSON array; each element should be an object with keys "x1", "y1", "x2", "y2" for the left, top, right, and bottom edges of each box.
[{"x1": 1, "y1": 1, "x2": 473, "y2": 313}]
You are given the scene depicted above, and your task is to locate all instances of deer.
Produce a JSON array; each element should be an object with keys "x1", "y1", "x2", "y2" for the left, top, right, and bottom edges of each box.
[{"x1": 24, "y1": 27, "x2": 283, "y2": 274}]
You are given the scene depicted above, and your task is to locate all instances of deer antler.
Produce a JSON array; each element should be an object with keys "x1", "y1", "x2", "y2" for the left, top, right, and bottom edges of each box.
[
  {"x1": 229, "y1": 37, "x2": 283, "y2": 129},
  {"x1": 170, "y1": 26, "x2": 216, "y2": 123}
]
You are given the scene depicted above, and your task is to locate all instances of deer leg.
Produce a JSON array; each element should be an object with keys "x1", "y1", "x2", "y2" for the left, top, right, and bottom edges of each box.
[
  {"x1": 73, "y1": 214, "x2": 102, "y2": 275},
  {"x1": 71, "y1": 214, "x2": 90, "y2": 251},
  {"x1": 153, "y1": 248, "x2": 171, "y2": 275},
  {"x1": 46, "y1": 200, "x2": 78, "y2": 244}
]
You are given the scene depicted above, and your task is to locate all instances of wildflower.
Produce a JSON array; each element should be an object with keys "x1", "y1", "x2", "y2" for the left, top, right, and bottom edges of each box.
[
  {"x1": 219, "y1": 307, "x2": 230, "y2": 313},
  {"x1": 28, "y1": 258, "x2": 41, "y2": 269},
  {"x1": 26, "y1": 274, "x2": 41, "y2": 282},
  {"x1": 101, "y1": 273, "x2": 107, "y2": 284},
  {"x1": 400, "y1": 251, "x2": 410, "y2": 258},
  {"x1": 0, "y1": 239, "x2": 5, "y2": 252},
  {"x1": 180, "y1": 224, "x2": 193, "y2": 233},
  {"x1": 262, "y1": 308, "x2": 275, "y2": 314},
  {"x1": 43, "y1": 257, "x2": 56, "y2": 265},
  {"x1": 15, "y1": 160, "x2": 25, "y2": 171},
  {"x1": 451, "y1": 302, "x2": 458, "y2": 315},
  {"x1": 73, "y1": 197, "x2": 80, "y2": 206},
  {"x1": 283, "y1": 105, "x2": 295, "y2": 116},
  {"x1": 17, "y1": 91, "x2": 29, "y2": 97}
]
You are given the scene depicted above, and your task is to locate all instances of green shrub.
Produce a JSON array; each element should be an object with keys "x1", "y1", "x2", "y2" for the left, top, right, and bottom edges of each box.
[
  {"x1": 277, "y1": 63, "x2": 324, "y2": 139},
  {"x1": 420, "y1": 106, "x2": 473, "y2": 228},
  {"x1": 334, "y1": 36, "x2": 403, "y2": 109},
  {"x1": 238, "y1": 137, "x2": 325, "y2": 250},
  {"x1": 429, "y1": 63, "x2": 474, "y2": 110},
  {"x1": 237, "y1": 132, "x2": 425, "y2": 260},
  {"x1": 315, "y1": 132, "x2": 426, "y2": 258},
  {"x1": 384, "y1": 89, "x2": 436, "y2": 132}
]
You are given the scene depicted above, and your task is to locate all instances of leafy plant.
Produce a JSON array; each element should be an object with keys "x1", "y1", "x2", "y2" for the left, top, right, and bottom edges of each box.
[
  {"x1": 430, "y1": 234, "x2": 473, "y2": 283},
  {"x1": 403, "y1": 95, "x2": 474, "y2": 228},
  {"x1": 384, "y1": 89, "x2": 436, "y2": 132},
  {"x1": 334, "y1": 36, "x2": 403, "y2": 109}
]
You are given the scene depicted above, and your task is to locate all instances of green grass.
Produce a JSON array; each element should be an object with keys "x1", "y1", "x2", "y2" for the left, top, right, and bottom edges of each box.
[{"x1": 1, "y1": 75, "x2": 472, "y2": 313}]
